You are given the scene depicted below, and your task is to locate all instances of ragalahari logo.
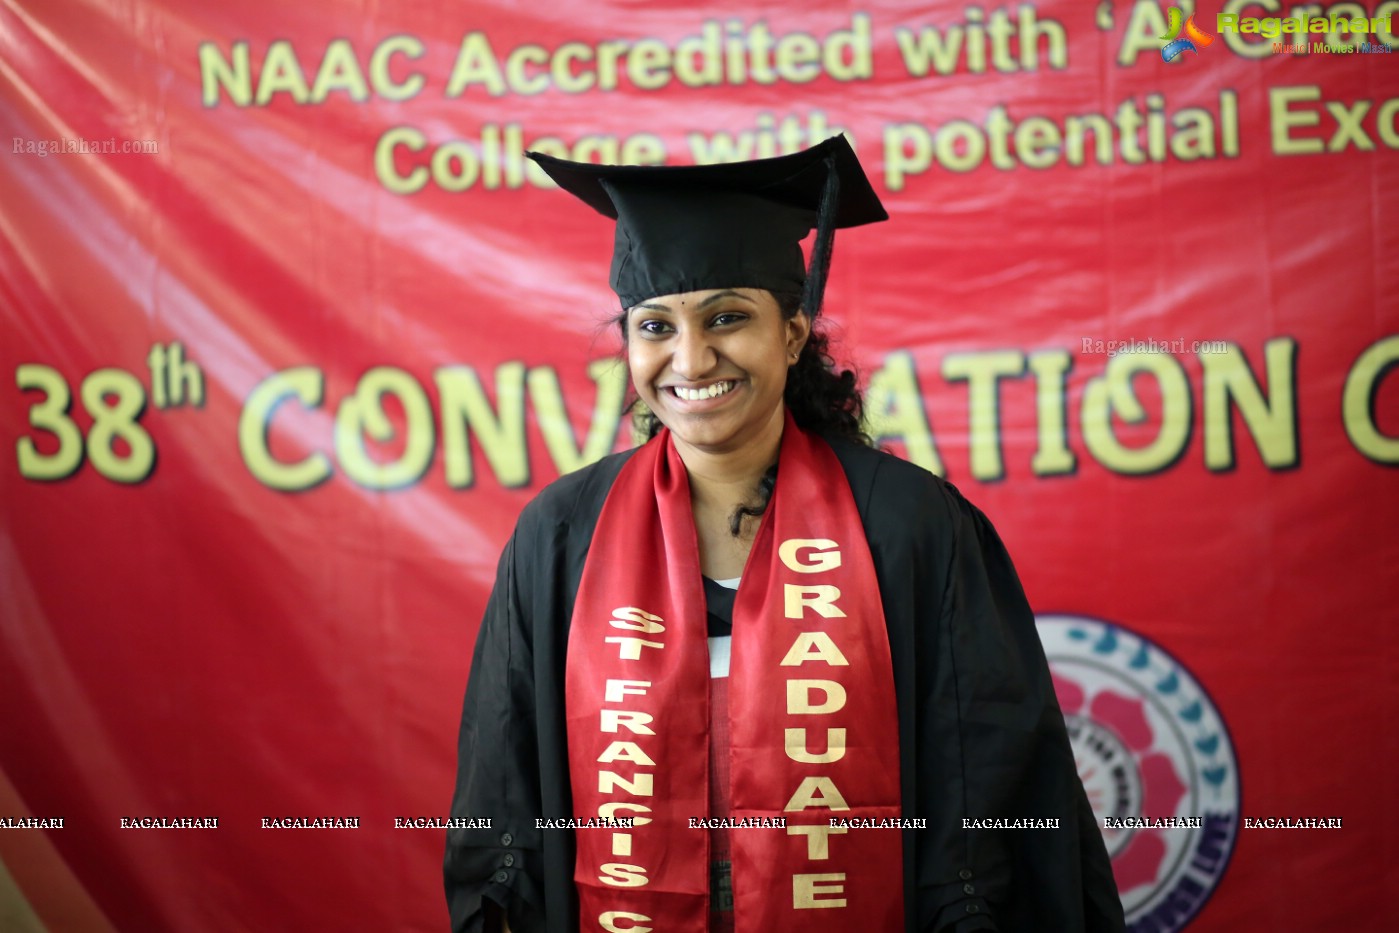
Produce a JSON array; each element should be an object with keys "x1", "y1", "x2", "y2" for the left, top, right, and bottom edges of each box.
[{"x1": 1161, "y1": 7, "x2": 1215, "y2": 61}]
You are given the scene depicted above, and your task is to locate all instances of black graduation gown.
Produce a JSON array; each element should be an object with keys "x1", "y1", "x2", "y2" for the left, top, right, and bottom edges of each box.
[{"x1": 444, "y1": 438, "x2": 1126, "y2": 933}]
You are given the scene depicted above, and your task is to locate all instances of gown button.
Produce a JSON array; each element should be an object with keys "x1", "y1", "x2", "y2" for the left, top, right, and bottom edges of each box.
[{"x1": 500, "y1": 833, "x2": 513, "y2": 846}]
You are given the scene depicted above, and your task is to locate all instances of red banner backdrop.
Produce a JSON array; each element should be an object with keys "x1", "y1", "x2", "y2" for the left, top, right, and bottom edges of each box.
[{"x1": 2, "y1": 0, "x2": 1396, "y2": 931}]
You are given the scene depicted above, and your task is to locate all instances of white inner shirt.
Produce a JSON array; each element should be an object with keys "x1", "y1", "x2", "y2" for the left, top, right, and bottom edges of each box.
[{"x1": 708, "y1": 576, "x2": 739, "y2": 678}]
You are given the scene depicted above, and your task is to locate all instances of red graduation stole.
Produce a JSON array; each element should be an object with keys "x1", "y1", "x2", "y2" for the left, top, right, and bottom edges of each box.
[{"x1": 565, "y1": 413, "x2": 905, "y2": 932}]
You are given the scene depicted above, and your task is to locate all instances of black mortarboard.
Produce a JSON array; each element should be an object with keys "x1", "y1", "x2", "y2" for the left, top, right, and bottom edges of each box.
[{"x1": 526, "y1": 135, "x2": 887, "y2": 314}]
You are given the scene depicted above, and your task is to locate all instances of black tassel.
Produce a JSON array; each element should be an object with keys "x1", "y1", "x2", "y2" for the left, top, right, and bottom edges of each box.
[{"x1": 801, "y1": 152, "x2": 841, "y2": 318}]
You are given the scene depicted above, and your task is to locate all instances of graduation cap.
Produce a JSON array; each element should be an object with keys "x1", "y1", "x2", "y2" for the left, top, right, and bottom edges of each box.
[{"x1": 526, "y1": 135, "x2": 887, "y2": 314}]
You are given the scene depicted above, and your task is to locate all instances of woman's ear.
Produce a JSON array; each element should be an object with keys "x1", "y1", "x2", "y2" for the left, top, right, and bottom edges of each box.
[{"x1": 786, "y1": 311, "x2": 812, "y2": 363}]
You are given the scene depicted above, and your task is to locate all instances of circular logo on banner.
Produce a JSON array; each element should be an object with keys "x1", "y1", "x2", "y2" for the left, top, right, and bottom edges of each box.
[{"x1": 1037, "y1": 615, "x2": 1240, "y2": 930}]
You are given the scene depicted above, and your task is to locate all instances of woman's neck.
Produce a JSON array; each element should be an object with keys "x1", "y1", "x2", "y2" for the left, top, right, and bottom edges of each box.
[
  {"x1": 672, "y1": 416, "x2": 783, "y2": 516},
  {"x1": 671, "y1": 408, "x2": 785, "y2": 579}
]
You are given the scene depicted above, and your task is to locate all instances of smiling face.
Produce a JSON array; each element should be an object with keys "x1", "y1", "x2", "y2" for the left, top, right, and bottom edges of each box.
[{"x1": 626, "y1": 288, "x2": 809, "y2": 459}]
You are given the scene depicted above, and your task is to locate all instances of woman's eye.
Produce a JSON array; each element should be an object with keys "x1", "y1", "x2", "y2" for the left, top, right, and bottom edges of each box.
[
  {"x1": 710, "y1": 312, "x2": 747, "y2": 327},
  {"x1": 636, "y1": 319, "x2": 671, "y2": 336}
]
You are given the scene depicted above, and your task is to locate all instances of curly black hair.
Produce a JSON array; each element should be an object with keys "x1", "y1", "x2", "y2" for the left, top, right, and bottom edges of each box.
[{"x1": 616, "y1": 290, "x2": 871, "y2": 534}]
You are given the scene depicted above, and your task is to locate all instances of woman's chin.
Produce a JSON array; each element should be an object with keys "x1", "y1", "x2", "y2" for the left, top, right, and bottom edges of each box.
[
  {"x1": 660, "y1": 416, "x2": 744, "y2": 453},
  {"x1": 658, "y1": 406, "x2": 787, "y2": 458}
]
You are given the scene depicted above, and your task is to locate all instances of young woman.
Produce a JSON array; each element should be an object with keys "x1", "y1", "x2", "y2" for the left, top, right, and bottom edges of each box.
[{"x1": 445, "y1": 137, "x2": 1124, "y2": 933}]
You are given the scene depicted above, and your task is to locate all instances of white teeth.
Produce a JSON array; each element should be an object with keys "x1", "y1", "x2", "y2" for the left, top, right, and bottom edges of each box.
[{"x1": 674, "y1": 381, "x2": 733, "y2": 401}]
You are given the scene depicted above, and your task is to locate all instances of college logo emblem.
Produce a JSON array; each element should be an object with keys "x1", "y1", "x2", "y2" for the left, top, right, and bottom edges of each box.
[
  {"x1": 1161, "y1": 7, "x2": 1215, "y2": 62},
  {"x1": 1038, "y1": 615, "x2": 1239, "y2": 930}
]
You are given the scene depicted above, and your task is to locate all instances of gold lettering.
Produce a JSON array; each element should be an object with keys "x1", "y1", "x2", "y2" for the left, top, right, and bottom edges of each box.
[
  {"x1": 793, "y1": 872, "x2": 848, "y2": 908},
  {"x1": 1270, "y1": 85, "x2": 1325, "y2": 155},
  {"x1": 783, "y1": 584, "x2": 846, "y2": 619},
  {"x1": 255, "y1": 40, "x2": 309, "y2": 104},
  {"x1": 865, "y1": 349, "x2": 944, "y2": 472},
  {"x1": 374, "y1": 125, "x2": 428, "y2": 195},
  {"x1": 199, "y1": 41, "x2": 251, "y2": 107},
  {"x1": 1343, "y1": 335, "x2": 1399, "y2": 463},
  {"x1": 599, "y1": 910, "x2": 652, "y2": 932},
  {"x1": 445, "y1": 32, "x2": 506, "y2": 97},
  {"x1": 368, "y1": 35, "x2": 424, "y2": 101},
  {"x1": 787, "y1": 823, "x2": 847, "y2": 859},
  {"x1": 779, "y1": 632, "x2": 850, "y2": 667},
  {"x1": 335, "y1": 366, "x2": 434, "y2": 490},
  {"x1": 604, "y1": 636, "x2": 665, "y2": 660},
  {"x1": 1201, "y1": 339, "x2": 1298, "y2": 471},
  {"x1": 604, "y1": 679, "x2": 652, "y2": 703},
  {"x1": 784, "y1": 727, "x2": 847, "y2": 764},
  {"x1": 436, "y1": 362, "x2": 528, "y2": 488},
  {"x1": 311, "y1": 39, "x2": 370, "y2": 101},
  {"x1": 778, "y1": 538, "x2": 842, "y2": 572},
  {"x1": 599, "y1": 710, "x2": 655, "y2": 735},
  {"x1": 238, "y1": 367, "x2": 331, "y2": 490},
  {"x1": 610, "y1": 607, "x2": 666, "y2": 633},
  {"x1": 598, "y1": 863, "x2": 649, "y2": 888},
  {"x1": 786, "y1": 680, "x2": 847, "y2": 715},
  {"x1": 784, "y1": 777, "x2": 850, "y2": 812},
  {"x1": 597, "y1": 741, "x2": 657, "y2": 766},
  {"x1": 1081, "y1": 351, "x2": 1191, "y2": 475}
]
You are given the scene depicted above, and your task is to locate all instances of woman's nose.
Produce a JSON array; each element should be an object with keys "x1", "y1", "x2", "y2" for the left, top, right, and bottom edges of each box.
[{"x1": 670, "y1": 325, "x2": 717, "y2": 379}]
